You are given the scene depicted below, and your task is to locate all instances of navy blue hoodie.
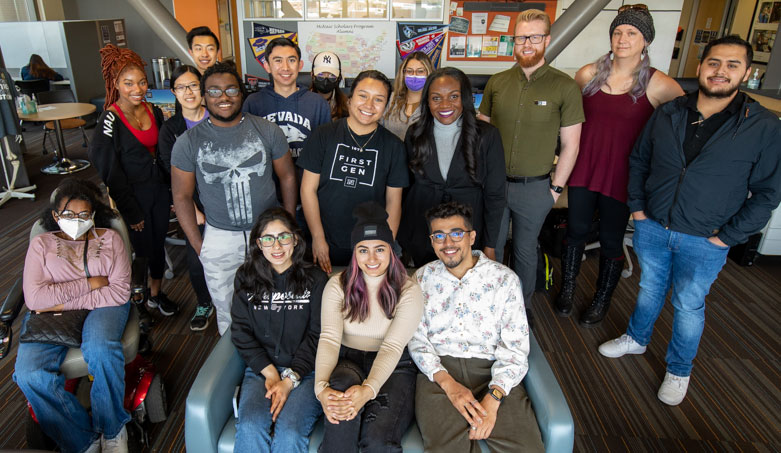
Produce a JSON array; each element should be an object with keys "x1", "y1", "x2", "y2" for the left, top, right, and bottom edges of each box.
[{"x1": 243, "y1": 86, "x2": 331, "y2": 161}]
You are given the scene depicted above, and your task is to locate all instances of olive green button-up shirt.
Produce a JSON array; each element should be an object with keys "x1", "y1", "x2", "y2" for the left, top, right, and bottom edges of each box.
[{"x1": 479, "y1": 64, "x2": 584, "y2": 177}]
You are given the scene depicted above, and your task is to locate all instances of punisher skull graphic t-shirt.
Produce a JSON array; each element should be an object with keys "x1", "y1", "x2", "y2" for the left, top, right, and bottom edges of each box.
[
  {"x1": 297, "y1": 118, "x2": 408, "y2": 250},
  {"x1": 172, "y1": 114, "x2": 289, "y2": 231}
]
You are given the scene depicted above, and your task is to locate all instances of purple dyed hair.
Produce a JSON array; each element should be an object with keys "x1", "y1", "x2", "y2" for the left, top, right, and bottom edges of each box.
[
  {"x1": 340, "y1": 249, "x2": 408, "y2": 323},
  {"x1": 583, "y1": 48, "x2": 652, "y2": 103}
]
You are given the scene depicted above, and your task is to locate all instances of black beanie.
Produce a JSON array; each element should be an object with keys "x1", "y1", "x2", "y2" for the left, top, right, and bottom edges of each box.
[
  {"x1": 350, "y1": 202, "x2": 394, "y2": 249},
  {"x1": 610, "y1": 8, "x2": 655, "y2": 44}
]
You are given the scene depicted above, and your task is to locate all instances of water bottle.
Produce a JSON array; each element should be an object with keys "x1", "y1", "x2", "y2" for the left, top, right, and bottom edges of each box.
[{"x1": 747, "y1": 68, "x2": 760, "y2": 90}]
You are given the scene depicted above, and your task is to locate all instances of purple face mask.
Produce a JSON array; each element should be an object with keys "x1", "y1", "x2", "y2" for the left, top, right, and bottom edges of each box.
[{"x1": 404, "y1": 75, "x2": 426, "y2": 92}]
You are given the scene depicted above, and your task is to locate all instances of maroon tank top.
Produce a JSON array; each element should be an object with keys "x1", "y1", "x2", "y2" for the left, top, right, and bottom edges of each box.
[
  {"x1": 112, "y1": 102, "x2": 158, "y2": 155},
  {"x1": 568, "y1": 70, "x2": 656, "y2": 203}
]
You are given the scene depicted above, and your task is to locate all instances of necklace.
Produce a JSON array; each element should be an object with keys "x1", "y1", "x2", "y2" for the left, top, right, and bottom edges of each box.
[{"x1": 346, "y1": 121, "x2": 378, "y2": 152}]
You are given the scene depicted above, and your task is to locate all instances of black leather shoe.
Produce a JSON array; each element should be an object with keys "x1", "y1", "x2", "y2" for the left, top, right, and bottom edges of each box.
[
  {"x1": 554, "y1": 243, "x2": 585, "y2": 317},
  {"x1": 579, "y1": 255, "x2": 624, "y2": 327}
]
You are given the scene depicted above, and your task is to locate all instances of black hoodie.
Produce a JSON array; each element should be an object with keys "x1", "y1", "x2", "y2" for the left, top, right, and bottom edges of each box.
[{"x1": 230, "y1": 266, "x2": 328, "y2": 377}]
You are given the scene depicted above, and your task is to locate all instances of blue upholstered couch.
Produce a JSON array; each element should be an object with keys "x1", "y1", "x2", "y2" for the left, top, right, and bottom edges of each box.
[{"x1": 185, "y1": 329, "x2": 574, "y2": 452}]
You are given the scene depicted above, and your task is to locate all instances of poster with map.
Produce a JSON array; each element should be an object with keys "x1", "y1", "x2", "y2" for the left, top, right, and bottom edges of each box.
[{"x1": 299, "y1": 22, "x2": 397, "y2": 78}]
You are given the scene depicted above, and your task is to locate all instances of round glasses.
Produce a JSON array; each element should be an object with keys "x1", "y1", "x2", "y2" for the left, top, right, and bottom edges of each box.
[
  {"x1": 404, "y1": 68, "x2": 428, "y2": 76},
  {"x1": 429, "y1": 230, "x2": 472, "y2": 244},
  {"x1": 58, "y1": 210, "x2": 93, "y2": 221},
  {"x1": 257, "y1": 232, "x2": 294, "y2": 248}
]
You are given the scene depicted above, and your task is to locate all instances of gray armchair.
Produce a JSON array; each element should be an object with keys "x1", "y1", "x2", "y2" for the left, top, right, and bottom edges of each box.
[{"x1": 186, "y1": 330, "x2": 574, "y2": 452}]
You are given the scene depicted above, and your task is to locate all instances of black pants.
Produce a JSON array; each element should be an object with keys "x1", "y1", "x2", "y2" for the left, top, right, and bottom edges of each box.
[
  {"x1": 566, "y1": 186, "x2": 629, "y2": 259},
  {"x1": 320, "y1": 346, "x2": 417, "y2": 453},
  {"x1": 185, "y1": 224, "x2": 211, "y2": 306},
  {"x1": 127, "y1": 183, "x2": 170, "y2": 280}
]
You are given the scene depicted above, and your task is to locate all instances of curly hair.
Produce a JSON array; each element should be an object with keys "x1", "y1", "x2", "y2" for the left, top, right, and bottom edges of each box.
[
  {"x1": 42, "y1": 179, "x2": 117, "y2": 232},
  {"x1": 99, "y1": 44, "x2": 146, "y2": 110}
]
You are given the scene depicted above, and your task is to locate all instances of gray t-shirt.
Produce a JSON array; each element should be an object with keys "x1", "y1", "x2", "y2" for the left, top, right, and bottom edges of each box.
[{"x1": 171, "y1": 114, "x2": 289, "y2": 231}]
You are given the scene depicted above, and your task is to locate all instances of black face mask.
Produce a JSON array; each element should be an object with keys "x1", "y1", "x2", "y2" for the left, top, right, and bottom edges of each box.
[{"x1": 313, "y1": 77, "x2": 339, "y2": 94}]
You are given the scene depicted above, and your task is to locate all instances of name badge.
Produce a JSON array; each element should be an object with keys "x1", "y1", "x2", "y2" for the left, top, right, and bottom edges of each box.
[{"x1": 534, "y1": 100, "x2": 547, "y2": 106}]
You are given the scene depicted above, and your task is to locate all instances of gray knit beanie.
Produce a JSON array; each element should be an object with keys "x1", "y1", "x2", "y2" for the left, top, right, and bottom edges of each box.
[{"x1": 610, "y1": 8, "x2": 654, "y2": 43}]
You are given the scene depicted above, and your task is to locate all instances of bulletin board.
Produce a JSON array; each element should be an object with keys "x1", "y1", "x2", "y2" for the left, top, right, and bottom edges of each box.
[{"x1": 445, "y1": 1, "x2": 557, "y2": 62}]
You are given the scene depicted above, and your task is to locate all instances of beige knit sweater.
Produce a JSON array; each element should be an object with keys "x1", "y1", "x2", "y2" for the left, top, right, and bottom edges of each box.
[{"x1": 314, "y1": 272, "x2": 423, "y2": 397}]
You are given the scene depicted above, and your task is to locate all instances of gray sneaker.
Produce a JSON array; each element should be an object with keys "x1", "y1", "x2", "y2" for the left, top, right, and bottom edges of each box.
[
  {"x1": 598, "y1": 334, "x2": 646, "y2": 358},
  {"x1": 658, "y1": 372, "x2": 690, "y2": 406},
  {"x1": 101, "y1": 425, "x2": 128, "y2": 453}
]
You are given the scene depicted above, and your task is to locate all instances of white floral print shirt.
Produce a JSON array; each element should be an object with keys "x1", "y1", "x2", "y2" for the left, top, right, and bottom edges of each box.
[{"x1": 408, "y1": 251, "x2": 530, "y2": 395}]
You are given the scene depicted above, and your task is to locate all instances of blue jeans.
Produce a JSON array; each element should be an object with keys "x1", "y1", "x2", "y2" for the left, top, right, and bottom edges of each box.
[
  {"x1": 235, "y1": 367, "x2": 322, "y2": 453},
  {"x1": 626, "y1": 219, "x2": 729, "y2": 377},
  {"x1": 14, "y1": 303, "x2": 131, "y2": 453}
]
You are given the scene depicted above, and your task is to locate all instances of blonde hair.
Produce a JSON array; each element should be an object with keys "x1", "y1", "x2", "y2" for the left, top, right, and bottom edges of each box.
[
  {"x1": 385, "y1": 51, "x2": 434, "y2": 121},
  {"x1": 516, "y1": 9, "x2": 551, "y2": 34}
]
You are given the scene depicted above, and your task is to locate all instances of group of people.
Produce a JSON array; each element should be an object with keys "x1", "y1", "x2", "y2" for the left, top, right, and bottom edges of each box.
[{"x1": 13, "y1": 4, "x2": 781, "y2": 453}]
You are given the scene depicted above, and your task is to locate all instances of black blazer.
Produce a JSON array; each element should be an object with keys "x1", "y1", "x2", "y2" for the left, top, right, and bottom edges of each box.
[{"x1": 399, "y1": 119, "x2": 506, "y2": 266}]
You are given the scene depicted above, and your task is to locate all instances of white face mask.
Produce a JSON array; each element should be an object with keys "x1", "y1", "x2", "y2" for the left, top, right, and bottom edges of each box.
[{"x1": 57, "y1": 216, "x2": 94, "y2": 240}]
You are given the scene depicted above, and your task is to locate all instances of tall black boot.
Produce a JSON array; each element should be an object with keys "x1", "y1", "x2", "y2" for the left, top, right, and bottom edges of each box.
[
  {"x1": 554, "y1": 243, "x2": 585, "y2": 317},
  {"x1": 579, "y1": 255, "x2": 624, "y2": 327}
]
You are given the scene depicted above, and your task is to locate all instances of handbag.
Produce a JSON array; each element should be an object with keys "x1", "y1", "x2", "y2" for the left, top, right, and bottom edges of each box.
[{"x1": 20, "y1": 234, "x2": 92, "y2": 348}]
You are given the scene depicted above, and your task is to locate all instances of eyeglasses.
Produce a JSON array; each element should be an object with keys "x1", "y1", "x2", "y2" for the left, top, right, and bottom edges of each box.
[
  {"x1": 618, "y1": 3, "x2": 648, "y2": 13},
  {"x1": 173, "y1": 82, "x2": 200, "y2": 94},
  {"x1": 58, "y1": 210, "x2": 92, "y2": 221},
  {"x1": 257, "y1": 232, "x2": 294, "y2": 248},
  {"x1": 404, "y1": 68, "x2": 428, "y2": 77},
  {"x1": 205, "y1": 87, "x2": 241, "y2": 98},
  {"x1": 512, "y1": 34, "x2": 548, "y2": 45},
  {"x1": 315, "y1": 73, "x2": 338, "y2": 82},
  {"x1": 429, "y1": 229, "x2": 472, "y2": 244}
]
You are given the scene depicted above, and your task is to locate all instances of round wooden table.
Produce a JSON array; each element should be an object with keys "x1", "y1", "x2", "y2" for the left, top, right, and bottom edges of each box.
[{"x1": 18, "y1": 103, "x2": 96, "y2": 175}]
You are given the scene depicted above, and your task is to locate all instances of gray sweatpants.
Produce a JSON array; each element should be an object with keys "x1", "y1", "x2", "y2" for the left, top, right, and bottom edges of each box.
[{"x1": 199, "y1": 224, "x2": 250, "y2": 335}]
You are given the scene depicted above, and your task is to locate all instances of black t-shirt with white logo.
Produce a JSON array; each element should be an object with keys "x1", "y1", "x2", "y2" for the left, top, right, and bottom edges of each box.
[{"x1": 297, "y1": 118, "x2": 409, "y2": 250}]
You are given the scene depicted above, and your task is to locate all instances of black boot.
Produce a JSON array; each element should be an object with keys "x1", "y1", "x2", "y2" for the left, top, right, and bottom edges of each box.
[
  {"x1": 554, "y1": 243, "x2": 585, "y2": 317},
  {"x1": 579, "y1": 255, "x2": 624, "y2": 327}
]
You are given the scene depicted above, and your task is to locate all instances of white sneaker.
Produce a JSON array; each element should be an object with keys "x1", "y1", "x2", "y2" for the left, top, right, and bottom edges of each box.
[
  {"x1": 101, "y1": 425, "x2": 128, "y2": 453},
  {"x1": 598, "y1": 334, "x2": 647, "y2": 358},
  {"x1": 658, "y1": 372, "x2": 690, "y2": 406}
]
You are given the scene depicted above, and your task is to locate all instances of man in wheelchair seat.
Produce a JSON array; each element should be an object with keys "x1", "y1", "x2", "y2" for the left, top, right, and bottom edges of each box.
[{"x1": 13, "y1": 179, "x2": 132, "y2": 453}]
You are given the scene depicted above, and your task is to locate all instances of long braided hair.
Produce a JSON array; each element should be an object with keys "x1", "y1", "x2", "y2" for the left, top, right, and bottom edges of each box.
[{"x1": 99, "y1": 44, "x2": 147, "y2": 110}]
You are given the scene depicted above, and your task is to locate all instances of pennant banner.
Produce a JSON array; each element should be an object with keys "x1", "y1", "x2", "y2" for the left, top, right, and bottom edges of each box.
[
  {"x1": 248, "y1": 32, "x2": 297, "y2": 66},
  {"x1": 396, "y1": 23, "x2": 448, "y2": 68}
]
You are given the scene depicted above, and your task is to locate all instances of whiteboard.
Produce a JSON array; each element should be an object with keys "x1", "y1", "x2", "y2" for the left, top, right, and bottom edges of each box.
[
  {"x1": 298, "y1": 21, "x2": 397, "y2": 79},
  {"x1": 0, "y1": 22, "x2": 66, "y2": 68}
]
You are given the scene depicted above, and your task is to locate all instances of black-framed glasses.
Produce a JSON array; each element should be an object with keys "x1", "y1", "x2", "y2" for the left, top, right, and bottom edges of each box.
[
  {"x1": 429, "y1": 229, "x2": 472, "y2": 244},
  {"x1": 58, "y1": 210, "x2": 93, "y2": 221},
  {"x1": 315, "y1": 73, "x2": 338, "y2": 82},
  {"x1": 205, "y1": 87, "x2": 241, "y2": 98},
  {"x1": 173, "y1": 82, "x2": 200, "y2": 94},
  {"x1": 618, "y1": 3, "x2": 648, "y2": 13},
  {"x1": 404, "y1": 68, "x2": 428, "y2": 76},
  {"x1": 512, "y1": 34, "x2": 548, "y2": 45},
  {"x1": 257, "y1": 232, "x2": 294, "y2": 248}
]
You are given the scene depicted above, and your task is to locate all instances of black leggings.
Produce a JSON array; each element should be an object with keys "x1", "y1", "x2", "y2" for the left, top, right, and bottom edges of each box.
[
  {"x1": 566, "y1": 186, "x2": 629, "y2": 259},
  {"x1": 128, "y1": 183, "x2": 170, "y2": 280}
]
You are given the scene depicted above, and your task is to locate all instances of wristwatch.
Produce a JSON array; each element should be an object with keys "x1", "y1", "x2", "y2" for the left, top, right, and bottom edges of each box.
[
  {"x1": 281, "y1": 368, "x2": 301, "y2": 389},
  {"x1": 550, "y1": 183, "x2": 564, "y2": 194},
  {"x1": 489, "y1": 387, "x2": 505, "y2": 403}
]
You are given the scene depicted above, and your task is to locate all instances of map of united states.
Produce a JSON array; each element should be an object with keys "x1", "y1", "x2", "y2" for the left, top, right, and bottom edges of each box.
[{"x1": 305, "y1": 32, "x2": 387, "y2": 77}]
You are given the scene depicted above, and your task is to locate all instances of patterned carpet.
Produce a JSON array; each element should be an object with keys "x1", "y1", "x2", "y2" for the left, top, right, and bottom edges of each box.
[{"x1": 0, "y1": 125, "x2": 779, "y2": 452}]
